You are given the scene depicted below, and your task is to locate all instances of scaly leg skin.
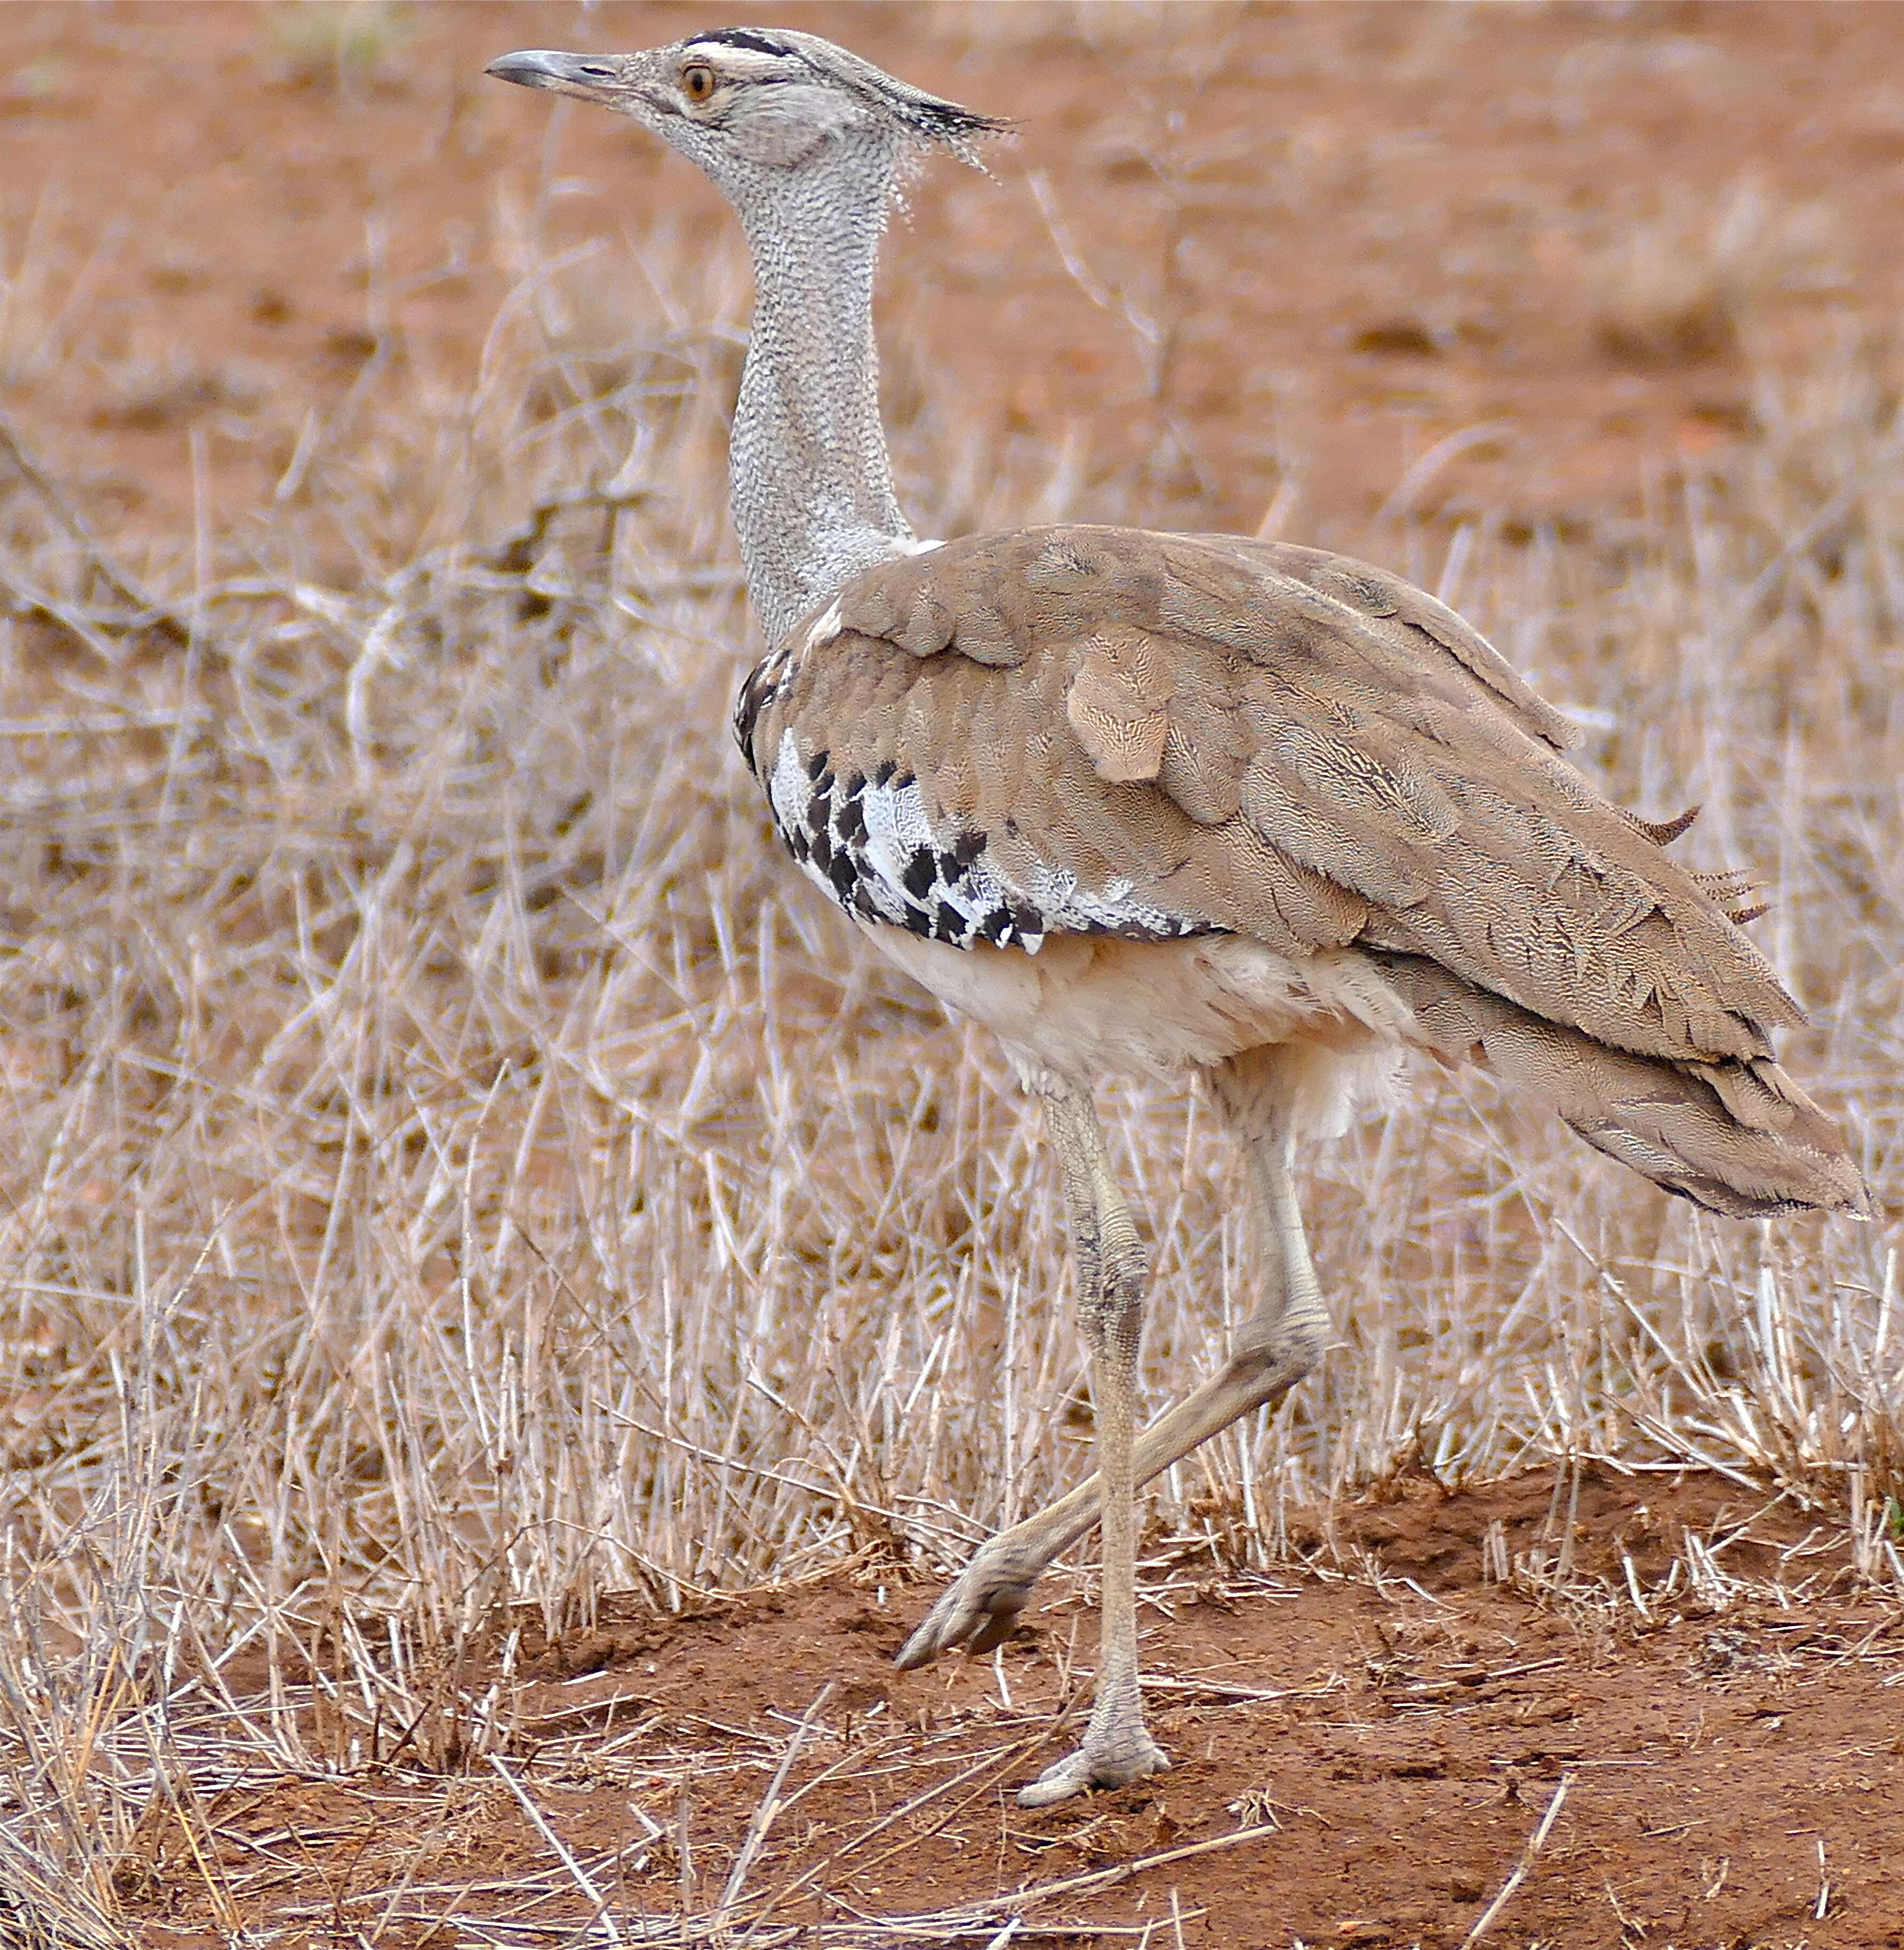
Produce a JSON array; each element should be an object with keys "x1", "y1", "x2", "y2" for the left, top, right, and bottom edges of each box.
[
  {"x1": 1011, "y1": 1084, "x2": 1167, "y2": 1806},
  {"x1": 896, "y1": 1050, "x2": 1331, "y2": 1719}
]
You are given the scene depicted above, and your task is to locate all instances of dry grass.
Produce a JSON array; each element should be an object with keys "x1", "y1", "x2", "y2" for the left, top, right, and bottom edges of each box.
[
  {"x1": 0, "y1": 115, "x2": 1900, "y2": 1937},
  {"x1": 1588, "y1": 177, "x2": 1847, "y2": 368},
  {"x1": 258, "y1": 1, "x2": 416, "y2": 95}
]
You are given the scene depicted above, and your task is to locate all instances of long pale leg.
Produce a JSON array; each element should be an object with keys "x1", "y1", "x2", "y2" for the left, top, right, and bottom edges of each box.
[
  {"x1": 1008, "y1": 1084, "x2": 1168, "y2": 1807},
  {"x1": 897, "y1": 1049, "x2": 1329, "y2": 1681}
]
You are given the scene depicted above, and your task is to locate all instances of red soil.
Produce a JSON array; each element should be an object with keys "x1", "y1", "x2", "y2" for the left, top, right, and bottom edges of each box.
[{"x1": 131, "y1": 1468, "x2": 1904, "y2": 1947}]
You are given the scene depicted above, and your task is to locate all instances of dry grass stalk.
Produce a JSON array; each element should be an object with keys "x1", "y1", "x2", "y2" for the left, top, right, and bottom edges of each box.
[
  {"x1": 1459, "y1": 1771, "x2": 1573, "y2": 1947},
  {"x1": 259, "y1": 1, "x2": 414, "y2": 95}
]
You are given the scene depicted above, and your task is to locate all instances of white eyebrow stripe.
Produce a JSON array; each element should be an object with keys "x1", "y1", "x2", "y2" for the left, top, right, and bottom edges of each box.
[{"x1": 684, "y1": 47, "x2": 794, "y2": 79}]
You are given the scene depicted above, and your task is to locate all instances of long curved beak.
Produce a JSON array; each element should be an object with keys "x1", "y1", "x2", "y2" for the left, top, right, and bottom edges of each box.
[{"x1": 484, "y1": 49, "x2": 624, "y2": 107}]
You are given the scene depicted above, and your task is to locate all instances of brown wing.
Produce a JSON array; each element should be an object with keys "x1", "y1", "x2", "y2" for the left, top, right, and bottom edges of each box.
[
  {"x1": 741, "y1": 523, "x2": 1868, "y2": 1214},
  {"x1": 746, "y1": 523, "x2": 1797, "y2": 1067}
]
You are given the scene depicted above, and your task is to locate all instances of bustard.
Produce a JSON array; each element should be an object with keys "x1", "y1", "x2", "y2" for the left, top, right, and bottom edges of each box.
[{"x1": 489, "y1": 29, "x2": 1868, "y2": 1809}]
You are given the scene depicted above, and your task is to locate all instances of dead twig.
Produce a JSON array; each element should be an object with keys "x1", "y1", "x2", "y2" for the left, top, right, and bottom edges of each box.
[
  {"x1": 1460, "y1": 1773, "x2": 1574, "y2": 1948},
  {"x1": 0, "y1": 408, "x2": 188, "y2": 639},
  {"x1": 746, "y1": 1728, "x2": 1051, "y2": 1926},
  {"x1": 487, "y1": 1753, "x2": 624, "y2": 1946},
  {"x1": 716, "y1": 1680, "x2": 835, "y2": 1917},
  {"x1": 1007, "y1": 1819, "x2": 1284, "y2": 1908}
]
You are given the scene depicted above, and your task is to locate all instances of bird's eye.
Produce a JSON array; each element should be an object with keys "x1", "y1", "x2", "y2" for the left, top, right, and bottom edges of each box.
[{"x1": 682, "y1": 63, "x2": 718, "y2": 104}]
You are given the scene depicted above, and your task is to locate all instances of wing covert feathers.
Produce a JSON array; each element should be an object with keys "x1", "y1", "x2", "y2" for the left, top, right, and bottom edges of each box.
[{"x1": 742, "y1": 523, "x2": 1862, "y2": 1216}]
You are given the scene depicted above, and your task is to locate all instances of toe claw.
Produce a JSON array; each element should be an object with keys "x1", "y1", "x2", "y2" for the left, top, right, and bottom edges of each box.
[
  {"x1": 892, "y1": 1620, "x2": 940, "y2": 1672},
  {"x1": 894, "y1": 1544, "x2": 1041, "y2": 1669},
  {"x1": 1015, "y1": 1756, "x2": 1092, "y2": 1808},
  {"x1": 964, "y1": 1609, "x2": 1021, "y2": 1658}
]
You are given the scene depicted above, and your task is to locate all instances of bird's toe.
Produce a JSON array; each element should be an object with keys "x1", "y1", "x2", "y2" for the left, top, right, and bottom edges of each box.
[
  {"x1": 894, "y1": 1542, "x2": 1046, "y2": 1668},
  {"x1": 1015, "y1": 1735, "x2": 1170, "y2": 1808}
]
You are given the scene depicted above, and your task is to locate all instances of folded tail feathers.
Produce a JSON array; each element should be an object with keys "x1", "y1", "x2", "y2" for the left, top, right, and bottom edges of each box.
[{"x1": 1372, "y1": 953, "x2": 1869, "y2": 1220}]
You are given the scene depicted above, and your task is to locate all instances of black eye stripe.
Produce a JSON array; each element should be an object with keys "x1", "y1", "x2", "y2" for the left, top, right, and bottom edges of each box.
[{"x1": 686, "y1": 27, "x2": 790, "y2": 57}]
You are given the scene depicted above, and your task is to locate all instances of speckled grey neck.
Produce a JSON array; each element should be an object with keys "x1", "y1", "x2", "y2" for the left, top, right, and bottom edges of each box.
[{"x1": 726, "y1": 129, "x2": 916, "y2": 648}]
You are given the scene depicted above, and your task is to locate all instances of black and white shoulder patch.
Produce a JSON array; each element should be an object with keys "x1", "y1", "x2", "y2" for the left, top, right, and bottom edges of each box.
[{"x1": 761, "y1": 730, "x2": 1214, "y2": 953}]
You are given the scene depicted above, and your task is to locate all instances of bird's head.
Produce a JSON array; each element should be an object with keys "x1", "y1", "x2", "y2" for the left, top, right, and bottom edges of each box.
[{"x1": 485, "y1": 28, "x2": 1004, "y2": 203}]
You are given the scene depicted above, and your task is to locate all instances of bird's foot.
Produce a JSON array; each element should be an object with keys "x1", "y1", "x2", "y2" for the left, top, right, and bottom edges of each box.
[
  {"x1": 894, "y1": 1536, "x2": 1050, "y2": 1668},
  {"x1": 1016, "y1": 1728, "x2": 1170, "y2": 1808}
]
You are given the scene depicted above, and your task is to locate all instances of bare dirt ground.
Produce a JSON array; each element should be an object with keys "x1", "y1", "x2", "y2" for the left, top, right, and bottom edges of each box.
[
  {"x1": 113, "y1": 1468, "x2": 1904, "y2": 1949},
  {"x1": 3, "y1": 4, "x2": 1903, "y2": 1947}
]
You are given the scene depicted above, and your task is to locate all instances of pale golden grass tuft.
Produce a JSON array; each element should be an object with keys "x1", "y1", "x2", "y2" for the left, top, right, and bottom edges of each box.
[
  {"x1": 258, "y1": 0, "x2": 414, "y2": 94},
  {"x1": 0, "y1": 200, "x2": 1897, "y2": 1922},
  {"x1": 1589, "y1": 177, "x2": 1846, "y2": 368}
]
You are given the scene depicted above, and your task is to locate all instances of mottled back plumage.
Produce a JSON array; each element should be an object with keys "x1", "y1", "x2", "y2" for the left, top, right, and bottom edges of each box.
[{"x1": 738, "y1": 524, "x2": 1860, "y2": 1217}]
